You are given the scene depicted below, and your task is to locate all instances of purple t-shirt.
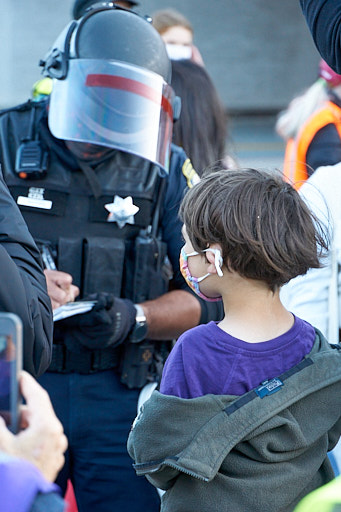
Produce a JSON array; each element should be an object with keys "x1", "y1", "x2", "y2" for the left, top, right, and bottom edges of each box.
[{"x1": 160, "y1": 316, "x2": 315, "y2": 398}]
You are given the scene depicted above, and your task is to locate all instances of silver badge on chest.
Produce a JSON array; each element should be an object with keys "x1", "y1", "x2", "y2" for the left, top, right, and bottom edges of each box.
[{"x1": 104, "y1": 195, "x2": 139, "y2": 228}]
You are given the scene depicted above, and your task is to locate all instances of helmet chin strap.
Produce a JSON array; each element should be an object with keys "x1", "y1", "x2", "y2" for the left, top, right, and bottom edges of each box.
[
  {"x1": 66, "y1": 141, "x2": 118, "y2": 199},
  {"x1": 76, "y1": 159, "x2": 103, "y2": 199}
]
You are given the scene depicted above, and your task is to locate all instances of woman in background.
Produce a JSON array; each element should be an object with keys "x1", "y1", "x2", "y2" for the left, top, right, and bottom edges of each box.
[
  {"x1": 171, "y1": 59, "x2": 236, "y2": 176},
  {"x1": 152, "y1": 8, "x2": 204, "y2": 66}
]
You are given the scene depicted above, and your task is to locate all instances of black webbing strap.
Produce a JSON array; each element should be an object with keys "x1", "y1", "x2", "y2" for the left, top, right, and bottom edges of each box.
[
  {"x1": 225, "y1": 357, "x2": 314, "y2": 416},
  {"x1": 77, "y1": 160, "x2": 102, "y2": 199},
  {"x1": 48, "y1": 343, "x2": 120, "y2": 374}
]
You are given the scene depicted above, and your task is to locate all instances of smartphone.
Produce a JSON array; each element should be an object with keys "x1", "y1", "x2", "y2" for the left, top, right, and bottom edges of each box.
[{"x1": 0, "y1": 313, "x2": 22, "y2": 433}]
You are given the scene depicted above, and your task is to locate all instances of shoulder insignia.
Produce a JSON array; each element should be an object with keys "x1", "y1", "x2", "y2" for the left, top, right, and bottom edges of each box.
[{"x1": 182, "y1": 159, "x2": 200, "y2": 188}]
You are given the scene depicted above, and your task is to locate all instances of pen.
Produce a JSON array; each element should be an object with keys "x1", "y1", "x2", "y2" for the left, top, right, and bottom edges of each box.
[{"x1": 41, "y1": 244, "x2": 57, "y2": 271}]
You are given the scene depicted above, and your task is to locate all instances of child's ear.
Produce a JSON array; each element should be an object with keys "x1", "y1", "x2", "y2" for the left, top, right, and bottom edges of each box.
[{"x1": 206, "y1": 244, "x2": 223, "y2": 275}]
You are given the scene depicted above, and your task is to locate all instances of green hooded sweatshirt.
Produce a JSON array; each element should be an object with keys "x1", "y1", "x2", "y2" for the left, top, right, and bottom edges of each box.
[{"x1": 128, "y1": 331, "x2": 341, "y2": 512}]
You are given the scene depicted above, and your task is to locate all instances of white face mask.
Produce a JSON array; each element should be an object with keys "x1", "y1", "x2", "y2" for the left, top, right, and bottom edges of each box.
[{"x1": 166, "y1": 44, "x2": 192, "y2": 61}]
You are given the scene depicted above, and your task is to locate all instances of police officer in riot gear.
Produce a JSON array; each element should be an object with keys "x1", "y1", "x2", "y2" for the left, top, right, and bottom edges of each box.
[{"x1": 0, "y1": 5, "x2": 223, "y2": 510}]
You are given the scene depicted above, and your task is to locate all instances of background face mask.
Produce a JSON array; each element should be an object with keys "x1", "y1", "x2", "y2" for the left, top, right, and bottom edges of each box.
[
  {"x1": 179, "y1": 247, "x2": 223, "y2": 302},
  {"x1": 165, "y1": 44, "x2": 192, "y2": 61}
]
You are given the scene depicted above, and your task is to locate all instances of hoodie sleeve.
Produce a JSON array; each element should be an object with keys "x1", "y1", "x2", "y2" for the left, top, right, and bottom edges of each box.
[
  {"x1": 127, "y1": 391, "x2": 227, "y2": 490},
  {"x1": 0, "y1": 172, "x2": 53, "y2": 377},
  {"x1": 127, "y1": 391, "x2": 203, "y2": 489}
]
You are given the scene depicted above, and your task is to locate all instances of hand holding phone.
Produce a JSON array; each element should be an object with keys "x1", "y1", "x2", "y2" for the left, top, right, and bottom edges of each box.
[
  {"x1": 0, "y1": 371, "x2": 68, "y2": 482},
  {"x1": 0, "y1": 313, "x2": 22, "y2": 433}
]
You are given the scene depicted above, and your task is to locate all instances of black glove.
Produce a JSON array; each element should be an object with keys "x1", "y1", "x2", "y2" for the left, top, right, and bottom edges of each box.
[{"x1": 59, "y1": 292, "x2": 136, "y2": 349}]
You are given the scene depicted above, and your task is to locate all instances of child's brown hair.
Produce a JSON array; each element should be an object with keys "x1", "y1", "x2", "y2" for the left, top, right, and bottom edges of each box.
[{"x1": 179, "y1": 168, "x2": 329, "y2": 291}]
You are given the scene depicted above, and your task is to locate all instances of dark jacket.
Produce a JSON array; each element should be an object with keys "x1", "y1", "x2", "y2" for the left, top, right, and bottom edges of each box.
[
  {"x1": 0, "y1": 172, "x2": 52, "y2": 377},
  {"x1": 128, "y1": 331, "x2": 341, "y2": 512}
]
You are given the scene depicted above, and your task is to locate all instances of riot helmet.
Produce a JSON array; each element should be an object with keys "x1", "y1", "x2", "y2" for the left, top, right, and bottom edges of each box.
[
  {"x1": 40, "y1": 5, "x2": 179, "y2": 173},
  {"x1": 72, "y1": 1, "x2": 140, "y2": 20}
]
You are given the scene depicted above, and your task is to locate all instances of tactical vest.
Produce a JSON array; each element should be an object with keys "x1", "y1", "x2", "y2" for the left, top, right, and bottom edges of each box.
[{"x1": 0, "y1": 100, "x2": 170, "y2": 385}]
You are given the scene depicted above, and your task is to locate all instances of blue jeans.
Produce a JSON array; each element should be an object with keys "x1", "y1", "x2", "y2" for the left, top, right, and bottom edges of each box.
[
  {"x1": 30, "y1": 492, "x2": 65, "y2": 512},
  {"x1": 329, "y1": 452, "x2": 340, "y2": 477},
  {"x1": 39, "y1": 371, "x2": 160, "y2": 512}
]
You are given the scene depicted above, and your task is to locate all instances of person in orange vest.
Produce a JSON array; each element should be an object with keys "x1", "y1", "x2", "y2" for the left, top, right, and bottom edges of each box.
[{"x1": 276, "y1": 59, "x2": 341, "y2": 190}]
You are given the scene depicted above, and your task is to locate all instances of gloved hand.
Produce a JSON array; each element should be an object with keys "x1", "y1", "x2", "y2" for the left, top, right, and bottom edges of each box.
[{"x1": 59, "y1": 292, "x2": 136, "y2": 349}]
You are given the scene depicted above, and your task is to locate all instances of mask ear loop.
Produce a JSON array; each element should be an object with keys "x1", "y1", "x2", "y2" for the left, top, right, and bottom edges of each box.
[
  {"x1": 213, "y1": 250, "x2": 223, "y2": 277},
  {"x1": 185, "y1": 250, "x2": 200, "y2": 258},
  {"x1": 203, "y1": 248, "x2": 224, "y2": 277}
]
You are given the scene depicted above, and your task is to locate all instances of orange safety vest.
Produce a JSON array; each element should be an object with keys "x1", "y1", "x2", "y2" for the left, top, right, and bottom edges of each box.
[{"x1": 283, "y1": 101, "x2": 341, "y2": 190}]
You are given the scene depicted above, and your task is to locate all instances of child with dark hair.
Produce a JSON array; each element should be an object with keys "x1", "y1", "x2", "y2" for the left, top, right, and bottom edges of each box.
[
  {"x1": 128, "y1": 168, "x2": 341, "y2": 512},
  {"x1": 161, "y1": 167, "x2": 328, "y2": 398}
]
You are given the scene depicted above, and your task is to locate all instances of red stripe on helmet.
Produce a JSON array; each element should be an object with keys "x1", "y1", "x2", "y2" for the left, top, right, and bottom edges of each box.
[{"x1": 85, "y1": 74, "x2": 173, "y2": 118}]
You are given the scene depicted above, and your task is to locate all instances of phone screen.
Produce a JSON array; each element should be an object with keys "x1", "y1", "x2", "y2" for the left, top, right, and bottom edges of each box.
[
  {"x1": 0, "y1": 333, "x2": 17, "y2": 431},
  {"x1": 0, "y1": 313, "x2": 22, "y2": 434}
]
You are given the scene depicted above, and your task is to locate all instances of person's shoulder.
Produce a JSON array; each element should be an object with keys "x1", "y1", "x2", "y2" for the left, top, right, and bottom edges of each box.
[
  {"x1": 169, "y1": 143, "x2": 200, "y2": 189},
  {"x1": 301, "y1": 162, "x2": 341, "y2": 212},
  {"x1": 177, "y1": 322, "x2": 217, "y2": 347},
  {"x1": 0, "y1": 99, "x2": 34, "y2": 116},
  {"x1": 0, "y1": 99, "x2": 47, "y2": 119},
  {"x1": 303, "y1": 100, "x2": 339, "y2": 128},
  {"x1": 170, "y1": 143, "x2": 187, "y2": 163}
]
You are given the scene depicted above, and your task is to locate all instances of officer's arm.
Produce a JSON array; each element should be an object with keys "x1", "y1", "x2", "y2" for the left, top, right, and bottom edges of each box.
[
  {"x1": 140, "y1": 290, "x2": 201, "y2": 340},
  {"x1": 300, "y1": 0, "x2": 341, "y2": 73}
]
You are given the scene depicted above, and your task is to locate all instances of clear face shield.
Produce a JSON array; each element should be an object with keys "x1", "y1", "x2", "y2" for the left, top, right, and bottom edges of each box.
[{"x1": 48, "y1": 59, "x2": 175, "y2": 173}]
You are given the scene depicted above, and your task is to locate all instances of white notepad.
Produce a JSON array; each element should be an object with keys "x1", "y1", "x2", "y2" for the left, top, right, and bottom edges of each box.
[{"x1": 53, "y1": 301, "x2": 97, "y2": 322}]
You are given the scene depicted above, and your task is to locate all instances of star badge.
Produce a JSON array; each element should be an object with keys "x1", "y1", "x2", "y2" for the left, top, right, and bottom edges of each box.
[{"x1": 104, "y1": 195, "x2": 139, "y2": 228}]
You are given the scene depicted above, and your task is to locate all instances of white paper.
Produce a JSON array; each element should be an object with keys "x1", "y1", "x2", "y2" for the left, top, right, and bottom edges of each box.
[{"x1": 53, "y1": 301, "x2": 97, "y2": 322}]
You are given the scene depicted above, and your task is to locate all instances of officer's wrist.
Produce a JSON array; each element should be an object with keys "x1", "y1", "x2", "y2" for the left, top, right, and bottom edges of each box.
[{"x1": 129, "y1": 304, "x2": 148, "y2": 343}]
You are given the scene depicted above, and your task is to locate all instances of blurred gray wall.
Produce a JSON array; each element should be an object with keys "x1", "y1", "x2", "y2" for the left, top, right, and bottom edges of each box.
[{"x1": 0, "y1": 0, "x2": 320, "y2": 113}]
